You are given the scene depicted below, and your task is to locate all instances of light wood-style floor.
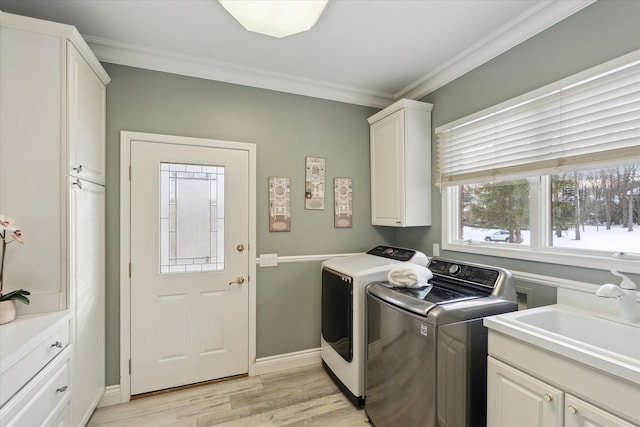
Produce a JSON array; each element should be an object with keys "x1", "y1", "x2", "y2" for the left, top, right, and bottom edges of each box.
[{"x1": 88, "y1": 364, "x2": 369, "y2": 426}]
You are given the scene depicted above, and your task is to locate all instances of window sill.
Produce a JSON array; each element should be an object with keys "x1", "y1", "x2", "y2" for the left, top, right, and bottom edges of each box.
[{"x1": 441, "y1": 241, "x2": 640, "y2": 274}]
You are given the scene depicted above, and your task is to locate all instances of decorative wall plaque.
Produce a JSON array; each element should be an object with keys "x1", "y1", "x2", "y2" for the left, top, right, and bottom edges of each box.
[
  {"x1": 268, "y1": 176, "x2": 291, "y2": 232},
  {"x1": 305, "y1": 157, "x2": 325, "y2": 210},
  {"x1": 334, "y1": 178, "x2": 353, "y2": 228}
]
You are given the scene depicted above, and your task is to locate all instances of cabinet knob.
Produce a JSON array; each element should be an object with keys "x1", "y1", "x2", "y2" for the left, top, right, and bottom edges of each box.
[
  {"x1": 568, "y1": 405, "x2": 578, "y2": 414},
  {"x1": 51, "y1": 341, "x2": 63, "y2": 348},
  {"x1": 543, "y1": 394, "x2": 553, "y2": 402},
  {"x1": 56, "y1": 385, "x2": 68, "y2": 393}
]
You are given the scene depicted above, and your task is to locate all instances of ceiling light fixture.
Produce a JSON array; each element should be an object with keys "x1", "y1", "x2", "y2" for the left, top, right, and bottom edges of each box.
[{"x1": 219, "y1": 0, "x2": 328, "y2": 38}]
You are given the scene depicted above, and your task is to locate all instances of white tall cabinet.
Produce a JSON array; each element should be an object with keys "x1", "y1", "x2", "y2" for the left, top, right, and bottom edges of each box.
[
  {"x1": 367, "y1": 99, "x2": 433, "y2": 227},
  {"x1": 0, "y1": 12, "x2": 109, "y2": 426}
]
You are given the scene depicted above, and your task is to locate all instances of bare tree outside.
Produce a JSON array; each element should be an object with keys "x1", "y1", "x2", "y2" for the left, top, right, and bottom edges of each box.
[{"x1": 551, "y1": 166, "x2": 638, "y2": 242}]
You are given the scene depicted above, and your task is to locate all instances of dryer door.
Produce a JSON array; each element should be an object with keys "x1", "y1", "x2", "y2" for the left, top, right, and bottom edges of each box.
[{"x1": 321, "y1": 267, "x2": 353, "y2": 362}]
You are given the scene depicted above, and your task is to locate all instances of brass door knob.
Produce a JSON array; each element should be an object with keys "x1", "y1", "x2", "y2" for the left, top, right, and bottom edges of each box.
[
  {"x1": 237, "y1": 244, "x2": 245, "y2": 252},
  {"x1": 229, "y1": 276, "x2": 245, "y2": 286}
]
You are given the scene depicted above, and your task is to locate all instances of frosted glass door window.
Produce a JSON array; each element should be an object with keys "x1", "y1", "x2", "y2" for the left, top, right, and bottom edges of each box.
[{"x1": 160, "y1": 162, "x2": 225, "y2": 273}]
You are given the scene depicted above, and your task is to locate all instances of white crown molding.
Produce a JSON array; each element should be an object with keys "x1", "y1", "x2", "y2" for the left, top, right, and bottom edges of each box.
[
  {"x1": 397, "y1": 0, "x2": 597, "y2": 101},
  {"x1": 86, "y1": 0, "x2": 594, "y2": 108},
  {"x1": 86, "y1": 36, "x2": 394, "y2": 108}
]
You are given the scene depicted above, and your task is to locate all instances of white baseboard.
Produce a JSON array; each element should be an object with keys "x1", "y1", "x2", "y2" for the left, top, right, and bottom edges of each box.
[
  {"x1": 98, "y1": 385, "x2": 122, "y2": 408},
  {"x1": 97, "y1": 348, "x2": 322, "y2": 407},
  {"x1": 254, "y1": 347, "x2": 321, "y2": 376}
]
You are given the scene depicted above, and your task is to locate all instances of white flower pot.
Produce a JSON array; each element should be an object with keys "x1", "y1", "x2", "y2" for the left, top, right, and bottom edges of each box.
[{"x1": 0, "y1": 299, "x2": 17, "y2": 325}]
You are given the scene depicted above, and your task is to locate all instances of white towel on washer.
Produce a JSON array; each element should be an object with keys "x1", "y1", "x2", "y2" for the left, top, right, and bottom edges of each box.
[{"x1": 387, "y1": 265, "x2": 433, "y2": 288}]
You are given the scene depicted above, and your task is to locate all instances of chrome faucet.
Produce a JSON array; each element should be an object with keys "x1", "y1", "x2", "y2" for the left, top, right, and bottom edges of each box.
[{"x1": 596, "y1": 270, "x2": 639, "y2": 323}]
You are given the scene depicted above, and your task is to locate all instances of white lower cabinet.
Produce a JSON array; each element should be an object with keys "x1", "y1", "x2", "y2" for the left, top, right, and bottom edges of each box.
[
  {"x1": 488, "y1": 357, "x2": 563, "y2": 427},
  {"x1": 564, "y1": 394, "x2": 636, "y2": 427},
  {"x1": 48, "y1": 402, "x2": 71, "y2": 427},
  {"x1": 8, "y1": 357, "x2": 71, "y2": 427},
  {"x1": 0, "y1": 312, "x2": 73, "y2": 427},
  {"x1": 488, "y1": 357, "x2": 636, "y2": 427},
  {"x1": 69, "y1": 178, "x2": 105, "y2": 426}
]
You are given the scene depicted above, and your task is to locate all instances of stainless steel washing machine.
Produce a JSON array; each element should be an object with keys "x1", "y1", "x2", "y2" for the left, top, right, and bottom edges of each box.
[{"x1": 365, "y1": 257, "x2": 517, "y2": 427}]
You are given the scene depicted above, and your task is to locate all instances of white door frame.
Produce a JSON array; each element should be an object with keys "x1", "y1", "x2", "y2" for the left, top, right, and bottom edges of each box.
[{"x1": 119, "y1": 131, "x2": 257, "y2": 403}]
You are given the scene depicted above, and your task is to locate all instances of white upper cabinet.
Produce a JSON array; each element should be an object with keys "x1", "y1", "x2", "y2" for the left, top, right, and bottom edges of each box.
[
  {"x1": 368, "y1": 99, "x2": 433, "y2": 227},
  {"x1": 0, "y1": 12, "x2": 110, "y2": 312},
  {"x1": 67, "y1": 43, "x2": 107, "y2": 185}
]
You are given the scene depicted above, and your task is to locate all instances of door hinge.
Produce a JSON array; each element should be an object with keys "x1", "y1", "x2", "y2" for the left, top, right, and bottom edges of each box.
[
  {"x1": 129, "y1": 359, "x2": 131, "y2": 374},
  {"x1": 129, "y1": 263, "x2": 132, "y2": 278}
]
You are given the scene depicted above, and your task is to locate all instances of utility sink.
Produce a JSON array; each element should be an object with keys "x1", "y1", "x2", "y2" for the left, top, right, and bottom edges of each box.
[
  {"x1": 484, "y1": 304, "x2": 640, "y2": 384},
  {"x1": 514, "y1": 307, "x2": 640, "y2": 359}
]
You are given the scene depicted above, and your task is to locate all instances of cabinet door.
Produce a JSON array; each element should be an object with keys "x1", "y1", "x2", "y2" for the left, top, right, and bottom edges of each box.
[
  {"x1": 68, "y1": 178, "x2": 105, "y2": 426},
  {"x1": 565, "y1": 394, "x2": 637, "y2": 427},
  {"x1": 0, "y1": 25, "x2": 65, "y2": 310},
  {"x1": 487, "y1": 357, "x2": 563, "y2": 427},
  {"x1": 67, "y1": 43, "x2": 106, "y2": 184},
  {"x1": 370, "y1": 110, "x2": 405, "y2": 226}
]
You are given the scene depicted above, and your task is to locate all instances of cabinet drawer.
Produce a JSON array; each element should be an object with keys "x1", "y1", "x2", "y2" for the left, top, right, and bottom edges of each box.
[
  {"x1": 47, "y1": 401, "x2": 70, "y2": 427},
  {"x1": 0, "y1": 321, "x2": 70, "y2": 406},
  {"x1": 0, "y1": 352, "x2": 71, "y2": 426}
]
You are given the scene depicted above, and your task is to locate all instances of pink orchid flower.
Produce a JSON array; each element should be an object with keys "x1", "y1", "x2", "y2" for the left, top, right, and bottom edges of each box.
[
  {"x1": 0, "y1": 215, "x2": 22, "y2": 243},
  {"x1": 0, "y1": 215, "x2": 16, "y2": 230},
  {"x1": 11, "y1": 230, "x2": 23, "y2": 244}
]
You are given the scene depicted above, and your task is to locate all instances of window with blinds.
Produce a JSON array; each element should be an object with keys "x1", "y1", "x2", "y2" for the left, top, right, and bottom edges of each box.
[
  {"x1": 436, "y1": 50, "x2": 640, "y2": 187},
  {"x1": 438, "y1": 50, "x2": 640, "y2": 273}
]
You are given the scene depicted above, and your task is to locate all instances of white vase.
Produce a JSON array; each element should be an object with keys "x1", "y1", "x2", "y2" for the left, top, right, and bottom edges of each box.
[{"x1": 0, "y1": 299, "x2": 17, "y2": 325}]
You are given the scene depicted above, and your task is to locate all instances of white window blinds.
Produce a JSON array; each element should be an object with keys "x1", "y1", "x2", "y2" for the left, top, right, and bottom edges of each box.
[{"x1": 435, "y1": 50, "x2": 640, "y2": 186}]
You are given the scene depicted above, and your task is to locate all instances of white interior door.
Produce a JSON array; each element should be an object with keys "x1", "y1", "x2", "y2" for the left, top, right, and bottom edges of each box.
[{"x1": 129, "y1": 139, "x2": 249, "y2": 395}]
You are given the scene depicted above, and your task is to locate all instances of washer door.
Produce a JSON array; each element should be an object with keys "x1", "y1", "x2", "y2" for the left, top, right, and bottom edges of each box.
[{"x1": 365, "y1": 292, "x2": 436, "y2": 427}]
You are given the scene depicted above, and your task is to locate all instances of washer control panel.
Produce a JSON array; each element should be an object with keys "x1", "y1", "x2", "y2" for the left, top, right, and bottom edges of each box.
[{"x1": 428, "y1": 258, "x2": 500, "y2": 289}]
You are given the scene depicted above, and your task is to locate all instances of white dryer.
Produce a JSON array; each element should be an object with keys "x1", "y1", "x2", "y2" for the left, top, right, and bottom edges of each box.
[{"x1": 321, "y1": 245, "x2": 427, "y2": 407}]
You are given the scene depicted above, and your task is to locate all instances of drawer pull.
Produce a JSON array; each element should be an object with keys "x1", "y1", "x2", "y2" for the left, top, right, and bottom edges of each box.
[
  {"x1": 51, "y1": 341, "x2": 63, "y2": 348},
  {"x1": 543, "y1": 394, "x2": 553, "y2": 402},
  {"x1": 56, "y1": 385, "x2": 68, "y2": 393}
]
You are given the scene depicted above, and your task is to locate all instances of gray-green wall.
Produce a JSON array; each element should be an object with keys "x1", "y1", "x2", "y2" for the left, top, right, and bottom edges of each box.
[
  {"x1": 104, "y1": 68, "x2": 395, "y2": 385},
  {"x1": 104, "y1": 0, "x2": 640, "y2": 386},
  {"x1": 397, "y1": 0, "x2": 640, "y2": 285}
]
